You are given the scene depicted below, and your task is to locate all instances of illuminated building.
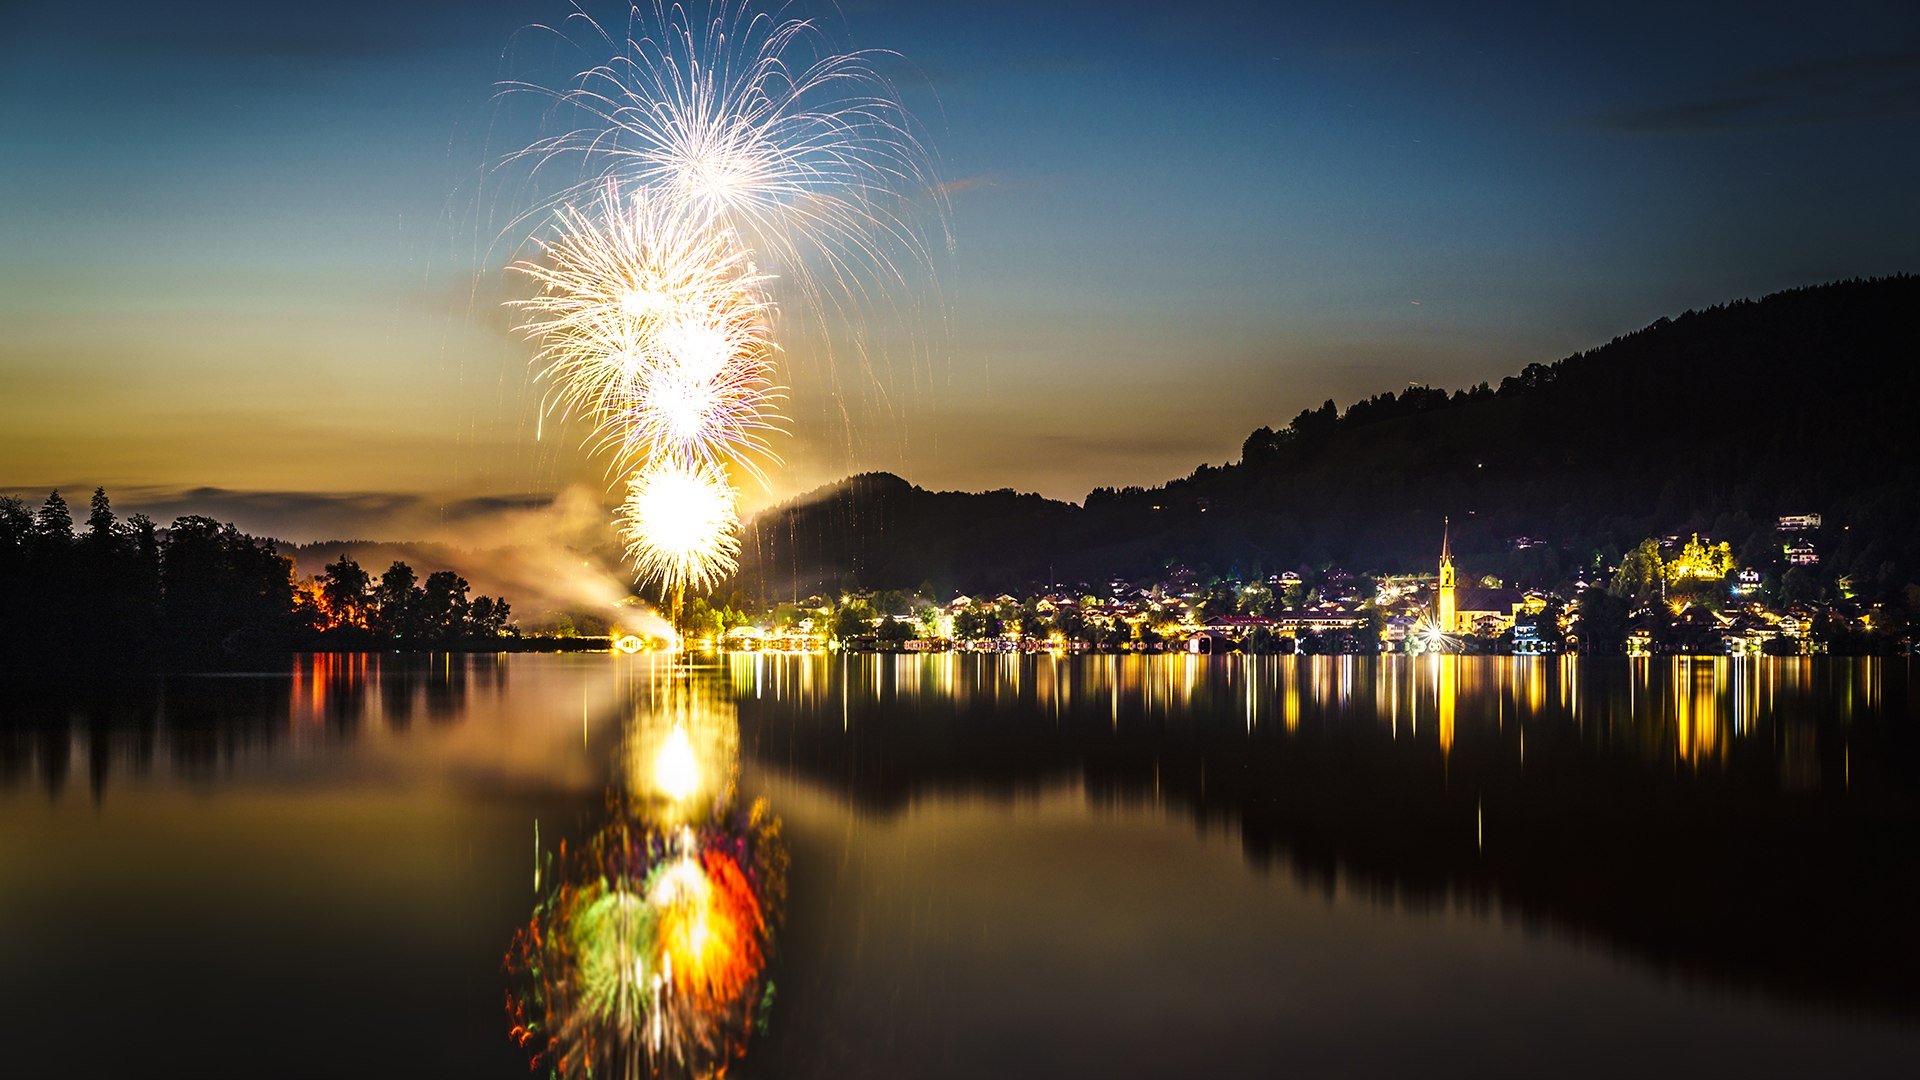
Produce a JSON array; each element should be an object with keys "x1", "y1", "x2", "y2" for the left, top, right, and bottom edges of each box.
[
  {"x1": 1435, "y1": 519, "x2": 1522, "y2": 635},
  {"x1": 1511, "y1": 623, "x2": 1552, "y2": 655},
  {"x1": 1665, "y1": 534, "x2": 1735, "y2": 583},
  {"x1": 1271, "y1": 609, "x2": 1367, "y2": 635},
  {"x1": 1187, "y1": 629, "x2": 1231, "y2": 655}
]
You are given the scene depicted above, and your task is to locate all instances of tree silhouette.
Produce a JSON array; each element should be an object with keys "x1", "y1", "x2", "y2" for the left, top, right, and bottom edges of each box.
[
  {"x1": 375, "y1": 561, "x2": 421, "y2": 639},
  {"x1": 417, "y1": 571, "x2": 471, "y2": 642},
  {"x1": 85, "y1": 488, "x2": 114, "y2": 541},
  {"x1": 1611, "y1": 540, "x2": 1665, "y2": 604},
  {"x1": 34, "y1": 491, "x2": 72, "y2": 546},
  {"x1": 320, "y1": 555, "x2": 373, "y2": 629}
]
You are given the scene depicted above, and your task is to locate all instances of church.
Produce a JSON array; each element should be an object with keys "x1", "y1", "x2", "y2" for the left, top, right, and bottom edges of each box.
[{"x1": 1436, "y1": 520, "x2": 1523, "y2": 635}]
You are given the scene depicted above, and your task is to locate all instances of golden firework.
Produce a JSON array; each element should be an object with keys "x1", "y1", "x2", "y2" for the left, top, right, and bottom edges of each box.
[
  {"x1": 506, "y1": 1, "x2": 940, "y2": 614},
  {"x1": 617, "y1": 459, "x2": 741, "y2": 596}
]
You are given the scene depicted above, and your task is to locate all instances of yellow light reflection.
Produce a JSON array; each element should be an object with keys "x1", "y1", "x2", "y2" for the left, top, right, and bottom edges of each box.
[
  {"x1": 655, "y1": 725, "x2": 701, "y2": 802},
  {"x1": 623, "y1": 680, "x2": 740, "y2": 816}
]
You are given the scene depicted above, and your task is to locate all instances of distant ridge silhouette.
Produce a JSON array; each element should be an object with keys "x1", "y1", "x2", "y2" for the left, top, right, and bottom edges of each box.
[{"x1": 737, "y1": 276, "x2": 1920, "y2": 598}]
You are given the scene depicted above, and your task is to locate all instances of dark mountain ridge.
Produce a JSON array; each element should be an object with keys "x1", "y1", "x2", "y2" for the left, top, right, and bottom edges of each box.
[{"x1": 737, "y1": 276, "x2": 1920, "y2": 600}]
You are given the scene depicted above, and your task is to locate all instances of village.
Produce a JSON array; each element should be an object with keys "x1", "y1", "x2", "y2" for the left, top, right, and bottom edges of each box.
[{"x1": 659, "y1": 514, "x2": 1908, "y2": 657}]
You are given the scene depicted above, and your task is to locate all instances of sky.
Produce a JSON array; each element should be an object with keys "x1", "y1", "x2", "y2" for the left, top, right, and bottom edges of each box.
[{"x1": 2, "y1": 0, "x2": 1916, "y2": 540}]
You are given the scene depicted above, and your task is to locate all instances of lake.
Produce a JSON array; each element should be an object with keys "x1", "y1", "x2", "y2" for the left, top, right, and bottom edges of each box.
[{"x1": 3, "y1": 653, "x2": 1917, "y2": 1077}]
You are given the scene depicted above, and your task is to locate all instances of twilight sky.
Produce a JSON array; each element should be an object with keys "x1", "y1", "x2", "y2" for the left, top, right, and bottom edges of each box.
[{"x1": 2, "y1": 0, "x2": 1916, "y2": 540}]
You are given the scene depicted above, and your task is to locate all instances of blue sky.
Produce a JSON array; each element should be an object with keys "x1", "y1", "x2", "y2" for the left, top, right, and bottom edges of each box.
[{"x1": 2, "y1": 0, "x2": 1915, "y2": 538}]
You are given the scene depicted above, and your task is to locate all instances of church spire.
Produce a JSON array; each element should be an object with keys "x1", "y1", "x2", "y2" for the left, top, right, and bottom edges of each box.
[{"x1": 1441, "y1": 516, "x2": 1451, "y2": 560}]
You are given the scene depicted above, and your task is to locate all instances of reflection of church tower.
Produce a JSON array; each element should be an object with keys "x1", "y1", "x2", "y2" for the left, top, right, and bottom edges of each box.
[{"x1": 1437, "y1": 517, "x2": 1457, "y2": 633}]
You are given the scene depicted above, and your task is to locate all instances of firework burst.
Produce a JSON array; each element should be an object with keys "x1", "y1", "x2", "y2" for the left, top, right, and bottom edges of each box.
[
  {"x1": 618, "y1": 459, "x2": 742, "y2": 596},
  {"x1": 505, "y1": 2, "x2": 939, "y2": 616},
  {"x1": 511, "y1": 185, "x2": 785, "y2": 482},
  {"x1": 620, "y1": 309, "x2": 785, "y2": 480},
  {"x1": 506, "y1": 0, "x2": 944, "y2": 300}
]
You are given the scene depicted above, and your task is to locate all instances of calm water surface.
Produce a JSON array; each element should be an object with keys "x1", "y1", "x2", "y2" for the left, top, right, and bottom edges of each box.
[{"x1": 2, "y1": 654, "x2": 1917, "y2": 1077}]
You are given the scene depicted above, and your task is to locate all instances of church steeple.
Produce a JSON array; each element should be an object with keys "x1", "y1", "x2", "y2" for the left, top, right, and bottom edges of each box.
[{"x1": 1437, "y1": 517, "x2": 1457, "y2": 632}]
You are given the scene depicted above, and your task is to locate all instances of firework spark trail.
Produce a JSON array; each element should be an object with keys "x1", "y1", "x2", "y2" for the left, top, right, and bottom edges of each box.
[{"x1": 506, "y1": 1, "x2": 942, "y2": 609}]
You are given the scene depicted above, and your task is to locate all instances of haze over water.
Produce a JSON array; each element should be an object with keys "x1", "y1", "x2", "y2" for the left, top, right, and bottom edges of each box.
[{"x1": 3, "y1": 653, "x2": 1916, "y2": 1077}]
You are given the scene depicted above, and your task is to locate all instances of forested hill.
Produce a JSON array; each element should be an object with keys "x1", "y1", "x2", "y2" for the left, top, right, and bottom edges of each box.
[
  {"x1": 736, "y1": 276, "x2": 1920, "y2": 600},
  {"x1": 736, "y1": 474, "x2": 1079, "y2": 600}
]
